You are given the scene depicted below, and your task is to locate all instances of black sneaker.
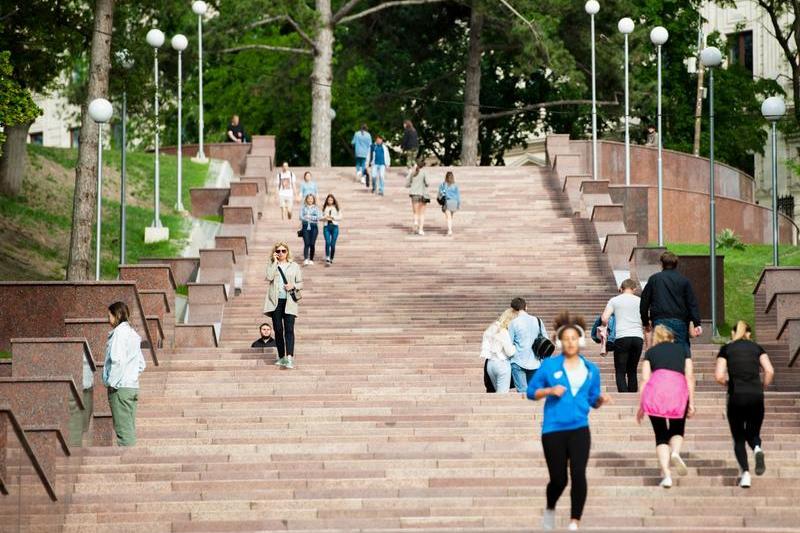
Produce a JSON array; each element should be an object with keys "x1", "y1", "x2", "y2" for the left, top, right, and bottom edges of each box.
[{"x1": 755, "y1": 449, "x2": 766, "y2": 476}]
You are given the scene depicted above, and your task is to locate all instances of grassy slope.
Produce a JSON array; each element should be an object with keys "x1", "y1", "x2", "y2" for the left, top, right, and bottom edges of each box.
[
  {"x1": 666, "y1": 243, "x2": 800, "y2": 336},
  {"x1": 0, "y1": 145, "x2": 209, "y2": 280}
]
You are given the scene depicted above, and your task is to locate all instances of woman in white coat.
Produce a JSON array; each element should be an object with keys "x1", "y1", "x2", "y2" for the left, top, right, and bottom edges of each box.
[
  {"x1": 481, "y1": 308, "x2": 518, "y2": 393},
  {"x1": 263, "y1": 242, "x2": 304, "y2": 369}
]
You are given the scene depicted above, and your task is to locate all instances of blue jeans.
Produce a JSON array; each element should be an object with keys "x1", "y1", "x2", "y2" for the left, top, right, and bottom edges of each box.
[
  {"x1": 372, "y1": 165, "x2": 386, "y2": 194},
  {"x1": 511, "y1": 363, "x2": 537, "y2": 393},
  {"x1": 355, "y1": 157, "x2": 367, "y2": 176},
  {"x1": 487, "y1": 359, "x2": 512, "y2": 393},
  {"x1": 302, "y1": 223, "x2": 319, "y2": 260},
  {"x1": 654, "y1": 318, "x2": 691, "y2": 353},
  {"x1": 323, "y1": 223, "x2": 339, "y2": 261}
]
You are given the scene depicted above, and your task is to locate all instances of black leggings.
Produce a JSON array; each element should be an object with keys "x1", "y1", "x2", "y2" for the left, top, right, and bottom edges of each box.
[
  {"x1": 649, "y1": 415, "x2": 686, "y2": 446},
  {"x1": 727, "y1": 397, "x2": 764, "y2": 472},
  {"x1": 272, "y1": 298, "x2": 296, "y2": 358},
  {"x1": 542, "y1": 427, "x2": 591, "y2": 521},
  {"x1": 612, "y1": 337, "x2": 643, "y2": 392}
]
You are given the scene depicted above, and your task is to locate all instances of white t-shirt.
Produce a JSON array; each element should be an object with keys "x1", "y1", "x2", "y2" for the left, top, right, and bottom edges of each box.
[
  {"x1": 276, "y1": 171, "x2": 296, "y2": 197},
  {"x1": 566, "y1": 358, "x2": 588, "y2": 396},
  {"x1": 608, "y1": 292, "x2": 644, "y2": 339}
]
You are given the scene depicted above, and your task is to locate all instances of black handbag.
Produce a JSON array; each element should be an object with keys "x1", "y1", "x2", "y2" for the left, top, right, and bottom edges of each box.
[
  {"x1": 277, "y1": 265, "x2": 302, "y2": 303},
  {"x1": 532, "y1": 317, "x2": 555, "y2": 360}
]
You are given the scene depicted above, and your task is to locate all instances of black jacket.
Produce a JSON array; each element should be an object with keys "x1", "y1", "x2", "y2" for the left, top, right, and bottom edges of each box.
[
  {"x1": 401, "y1": 127, "x2": 419, "y2": 150},
  {"x1": 251, "y1": 337, "x2": 276, "y2": 348},
  {"x1": 640, "y1": 269, "x2": 701, "y2": 327}
]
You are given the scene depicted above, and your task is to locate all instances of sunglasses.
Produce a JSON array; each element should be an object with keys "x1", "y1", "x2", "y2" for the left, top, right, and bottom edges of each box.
[{"x1": 276, "y1": 249, "x2": 288, "y2": 254}]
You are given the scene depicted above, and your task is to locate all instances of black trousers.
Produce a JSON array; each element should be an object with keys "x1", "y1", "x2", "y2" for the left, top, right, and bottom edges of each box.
[
  {"x1": 542, "y1": 427, "x2": 591, "y2": 521},
  {"x1": 302, "y1": 224, "x2": 319, "y2": 260},
  {"x1": 272, "y1": 298, "x2": 296, "y2": 358},
  {"x1": 612, "y1": 337, "x2": 643, "y2": 392},
  {"x1": 649, "y1": 415, "x2": 686, "y2": 446},
  {"x1": 484, "y1": 359, "x2": 495, "y2": 393},
  {"x1": 727, "y1": 397, "x2": 764, "y2": 472}
]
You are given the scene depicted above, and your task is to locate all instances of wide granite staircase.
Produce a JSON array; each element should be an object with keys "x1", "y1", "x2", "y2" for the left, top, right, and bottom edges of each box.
[{"x1": 7, "y1": 165, "x2": 800, "y2": 532}]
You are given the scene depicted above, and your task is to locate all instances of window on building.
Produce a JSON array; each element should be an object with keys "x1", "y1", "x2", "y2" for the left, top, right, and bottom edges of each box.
[
  {"x1": 29, "y1": 132, "x2": 43, "y2": 145},
  {"x1": 728, "y1": 30, "x2": 753, "y2": 74},
  {"x1": 70, "y1": 127, "x2": 80, "y2": 148}
]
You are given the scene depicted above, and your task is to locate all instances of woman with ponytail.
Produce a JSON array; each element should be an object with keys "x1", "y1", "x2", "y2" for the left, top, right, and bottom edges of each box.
[
  {"x1": 716, "y1": 321, "x2": 774, "y2": 488},
  {"x1": 526, "y1": 311, "x2": 612, "y2": 531},
  {"x1": 637, "y1": 325, "x2": 695, "y2": 489}
]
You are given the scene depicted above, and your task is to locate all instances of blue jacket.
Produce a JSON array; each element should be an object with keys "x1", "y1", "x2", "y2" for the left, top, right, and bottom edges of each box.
[
  {"x1": 591, "y1": 315, "x2": 616, "y2": 345},
  {"x1": 300, "y1": 181, "x2": 318, "y2": 201},
  {"x1": 509, "y1": 312, "x2": 546, "y2": 370},
  {"x1": 352, "y1": 131, "x2": 372, "y2": 158},
  {"x1": 438, "y1": 183, "x2": 461, "y2": 208},
  {"x1": 526, "y1": 355, "x2": 602, "y2": 435}
]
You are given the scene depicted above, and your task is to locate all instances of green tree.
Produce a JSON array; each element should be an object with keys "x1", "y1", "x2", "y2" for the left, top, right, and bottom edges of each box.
[{"x1": 0, "y1": 51, "x2": 41, "y2": 162}]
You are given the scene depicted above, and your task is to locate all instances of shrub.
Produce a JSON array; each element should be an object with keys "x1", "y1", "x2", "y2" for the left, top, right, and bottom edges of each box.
[{"x1": 717, "y1": 228, "x2": 745, "y2": 251}]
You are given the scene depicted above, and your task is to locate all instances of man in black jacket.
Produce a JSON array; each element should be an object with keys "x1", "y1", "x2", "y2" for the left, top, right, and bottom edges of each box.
[
  {"x1": 640, "y1": 251, "x2": 702, "y2": 352},
  {"x1": 251, "y1": 323, "x2": 276, "y2": 348},
  {"x1": 401, "y1": 120, "x2": 419, "y2": 168}
]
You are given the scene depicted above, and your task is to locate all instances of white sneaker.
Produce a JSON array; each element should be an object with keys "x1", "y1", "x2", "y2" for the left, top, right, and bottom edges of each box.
[
  {"x1": 303, "y1": 259, "x2": 309, "y2": 266},
  {"x1": 418, "y1": 229, "x2": 425, "y2": 235},
  {"x1": 542, "y1": 509, "x2": 556, "y2": 530},
  {"x1": 659, "y1": 476, "x2": 673, "y2": 489},
  {"x1": 568, "y1": 523, "x2": 579, "y2": 531},
  {"x1": 308, "y1": 260, "x2": 314, "y2": 265},
  {"x1": 739, "y1": 471, "x2": 752, "y2": 488},
  {"x1": 671, "y1": 453, "x2": 688, "y2": 476}
]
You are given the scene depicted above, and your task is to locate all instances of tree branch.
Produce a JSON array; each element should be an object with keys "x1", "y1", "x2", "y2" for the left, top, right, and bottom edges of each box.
[
  {"x1": 479, "y1": 99, "x2": 618, "y2": 120},
  {"x1": 496, "y1": 0, "x2": 550, "y2": 63},
  {"x1": 245, "y1": 14, "x2": 318, "y2": 53},
  {"x1": 758, "y1": 0, "x2": 797, "y2": 70},
  {"x1": 332, "y1": 0, "x2": 364, "y2": 23},
  {"x1": 220, "y1": 44, "x2": 313, "y2": 55},
  {"x1": 338, "y1": 0, "x2": 447, "y2": 25}
]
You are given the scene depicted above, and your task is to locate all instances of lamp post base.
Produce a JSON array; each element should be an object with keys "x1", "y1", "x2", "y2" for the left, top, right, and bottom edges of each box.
[
  {"x1": 191, "y1": 154, "x2": 209, "y2": 164},
  {"x1": 144, "y1": 226, "x2": 170, "y2": 243},
  {"x1": 175, "y1": 202, "x2": 187, "y2": 214}
]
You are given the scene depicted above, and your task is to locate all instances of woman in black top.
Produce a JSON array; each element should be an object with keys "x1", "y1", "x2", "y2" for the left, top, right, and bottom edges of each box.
[{"x1": 715, "y1": 321, "x2": 774, "y2": 488}]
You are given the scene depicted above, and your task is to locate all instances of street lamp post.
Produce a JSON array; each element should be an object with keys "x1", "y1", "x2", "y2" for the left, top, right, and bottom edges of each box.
[
  {"x1": 88, "y1": 98, "x2": 113, "y2": 281},
  {"x1": 172, "y1": 34, "x2": 188, "y2": 213},
  {"x1": 650, "y1": 26, "x2": 669, "y2": 246},
  {"x1": 701, "y1": 46, "x2": 722, "y2": 338},
  {"x1": 618, "y1": 17, "x2": 635, "y2": 186},
  {"x1": 115, "y1": 50, "x2": 134, "y2": 265},
  {"x1": 146, "y1": 28, "x2": 169, "y2": 242},
  {"x1": 762, "y1": 96, "x2": 787, "y2": 266},
  {"x1": 192, "y1": 1, "x2": 209, "y2": 164},
  {"x1": 585, "y1": 0, "x2": 600, "y2": 180}
]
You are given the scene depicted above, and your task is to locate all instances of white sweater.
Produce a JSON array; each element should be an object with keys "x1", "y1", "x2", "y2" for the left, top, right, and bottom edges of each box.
[{"x1": 481, "y1": 323, "x2": 515, "y2": 361}]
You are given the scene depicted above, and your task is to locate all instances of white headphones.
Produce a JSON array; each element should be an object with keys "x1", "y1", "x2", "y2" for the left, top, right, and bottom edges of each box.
[{"x1": 554, "y1": 324, "x2": 587, "y2": 350}]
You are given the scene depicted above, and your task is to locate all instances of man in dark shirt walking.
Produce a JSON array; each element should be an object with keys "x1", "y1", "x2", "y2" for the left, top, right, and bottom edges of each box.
[
  {"x1": 400, "y1": 120, "x2": 419, "y2": 168},
  {"x1": 640, "y1": 251, "x2": 702, "y2": 352}
]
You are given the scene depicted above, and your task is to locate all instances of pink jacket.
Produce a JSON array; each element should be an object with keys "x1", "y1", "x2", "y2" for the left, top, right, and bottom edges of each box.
[{"x1": 641, "y1": 369, "x2": 689, "y2": 419}]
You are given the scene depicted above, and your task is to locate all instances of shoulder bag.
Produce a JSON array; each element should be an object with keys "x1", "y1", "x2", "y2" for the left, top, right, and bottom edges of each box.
[
  {"x1": 277, "y1": 265, "x2": 302, "y2": 303},
  {"x1": 532, "y1": 317, "x2": 555, "y2": 360}
]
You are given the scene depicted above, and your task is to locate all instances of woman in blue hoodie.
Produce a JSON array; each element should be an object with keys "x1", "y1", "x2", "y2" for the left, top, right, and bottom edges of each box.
[{"x1": 527, "y1": 311, "x2": 612, "y2": 531}]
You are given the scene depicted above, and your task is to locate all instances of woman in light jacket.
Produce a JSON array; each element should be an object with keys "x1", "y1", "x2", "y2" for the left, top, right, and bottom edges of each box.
[
  {"x1": 481, "y1": 308, "x2": 518, "y2": 393},
  {"x1": 263, "y1": 242, "x2": 304, "y2": 369},
  {"x1": 637, "y1": 325, "x2": 696, "y2": 489},
  {"x1": 405, "y1": 160, "x2": 430, "y2": 235},
  {"x1": 104, "y1": 301, "x2": 146, "y2": 447}
]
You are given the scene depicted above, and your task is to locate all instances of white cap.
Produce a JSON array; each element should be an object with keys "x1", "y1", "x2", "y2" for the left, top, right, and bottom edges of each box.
[
  {"x1": 618, "y1": 17, "x2": 634, "y2": 35},
  {"x1": 700, "y1": 46, "x2": 722, "y2": 68},
  {"x1": 585, "y1": 0, "x2": 600, "y2": 15},
  {"x1": 650, "y1": 26, "x2": 669, "y2": 46},
  {"x1": 88, "y1": 98, "x2": 113, "y2": 123},
  {"x1": 192, "y1": 1, "x2": 208, "y2": 15},
  {"x1": 146, "y1": 29, "x2": 165, "y2": 48},
  {"x1": 171, "y1": 34, "x2": 188, "y2": 51}
]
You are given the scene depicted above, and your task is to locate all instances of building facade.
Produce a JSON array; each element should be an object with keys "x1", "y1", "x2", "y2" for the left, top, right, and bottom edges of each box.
[{"x1": 27, "y1": 88, "x2": 80, "y2": 149}]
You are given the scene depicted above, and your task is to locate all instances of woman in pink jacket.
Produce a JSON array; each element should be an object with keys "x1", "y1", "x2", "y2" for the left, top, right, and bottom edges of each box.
[{"x1": 637, "y1": 325, "x2": 696, "y2": 489}]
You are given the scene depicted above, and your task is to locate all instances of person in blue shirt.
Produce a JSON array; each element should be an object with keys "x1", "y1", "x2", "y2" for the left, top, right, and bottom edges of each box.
[
  {"x1": 351, "y1": 124, "x2": 372, "y2": 183},
  {"x1": 437, "y1": 171, "x2": 461, "y2": 236},
  {"x1": 369, "y1": 135, "x2": 391, "y2": 196},
  {"x1": 299, "y1": 171, "x2": 318, "y2": 202},
  {"x1": 526, "y1": 311, "x2": 612, "y2": 531},
  {"x1": 508, "y1": 297, "x2": 547, "y2": 392}
]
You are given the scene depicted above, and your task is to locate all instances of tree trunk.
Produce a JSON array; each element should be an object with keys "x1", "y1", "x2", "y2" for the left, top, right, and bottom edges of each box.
[
  {"x1": 66, "y1": 0, "x2": 115, "y2": 281},
  {"x1": 692, "y1": 63, "x2": 704, "y2": 156},
  {"x1": 793, "y1": 66, "x2": 800, "y2": 126},
  {"x1": 0, "y1": 123, "x2": 32, "y2": 197},
  {"x1": 459, "y1": 8, "x2": 484, "y2": 166},
  {"x1": 310, "y1": 0, "x2": 334, "y2": 168}
]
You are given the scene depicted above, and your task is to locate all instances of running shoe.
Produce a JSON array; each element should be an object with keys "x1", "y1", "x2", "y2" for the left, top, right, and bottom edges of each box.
[
  {"x1": 755, "y1": 448, "x2": 766, "y2": 476},
  {"x1": 542, "y1": 509, "x2": 555, "y2": 530},
  {"x1": 739, "y1": 471, "x2": 752, "y2": 488},
  {"x1": 284, "y1": 356, "x2": 294, "y2": 369},
  {"x1": 275, "y1": 357, "x2": 287, "y2": 367},
  {"x1": 659, "y1": 476, "x2": 673, "y2": 489},
  {"x1": 671, "y1": 453, "x2": 688, "y2": 476},
  {"x1": 568, "y1": 523, "x2": 579, "y2": 531}
]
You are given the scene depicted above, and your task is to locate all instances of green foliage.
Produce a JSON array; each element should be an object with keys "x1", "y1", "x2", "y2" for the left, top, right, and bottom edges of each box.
[
  {"x1": 716, "y1": 228, "x2": 745, "y2": 251},
  {"x1": 0, "y1": 350, "x2": 10, "y2": 359},
  {"x1": 666, "y1": 243, "x2": 800, "y2": 337},
  {"x1": 0, "y1": 52, "x2": 41, "y2": 155}
]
